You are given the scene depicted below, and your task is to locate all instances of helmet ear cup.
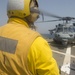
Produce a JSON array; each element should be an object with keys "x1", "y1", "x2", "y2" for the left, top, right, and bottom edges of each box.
[
  {"x1": 7, "y1": 0, "x2": 31, "y2": 18},
  {"x1": 27, "y1": 0, "x2": 39, "y2": 22},
  {"x1": 26, "y1": 12, "x2": 39, "y2": 23},
  {"x1": 34, "y1": 0, "x2": 38, "y2": 7},
  {"x1": 30, "y1": 0, "x2": 38, "y2": 8}
]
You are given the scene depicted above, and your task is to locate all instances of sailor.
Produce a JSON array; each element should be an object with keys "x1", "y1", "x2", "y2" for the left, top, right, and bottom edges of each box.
[{"x1": 0, "y1": 0, "x2": 59, "y2": 75}]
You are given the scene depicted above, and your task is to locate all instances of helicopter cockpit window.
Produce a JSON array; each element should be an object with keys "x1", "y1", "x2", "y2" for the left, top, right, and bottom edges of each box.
[
  {"x1": 69, "y1": 27, "x2": 73, "y2": 32},
  {"x1": 69, "y1": 27, "x2": 75, "y2": 32},
  {"x1": 63, "y1": 27, "x2": 68, "y2": 32},
  {"x1": 73, "y1": 27, "x2": 75, "y2": 32},
  {"x1": 56, "y1": 27, "x2": 63, "y2": 32}
]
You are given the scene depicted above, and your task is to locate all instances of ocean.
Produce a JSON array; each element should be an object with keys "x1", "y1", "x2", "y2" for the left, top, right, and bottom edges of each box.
[{"x1": 41, "y1": 33, "x2": 54, "y2": 39}]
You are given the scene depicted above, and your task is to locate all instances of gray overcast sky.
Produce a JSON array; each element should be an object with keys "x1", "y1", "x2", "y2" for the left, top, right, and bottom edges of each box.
[{"x1": 0, "y1": 0, "x2": 75, "y2": 34}]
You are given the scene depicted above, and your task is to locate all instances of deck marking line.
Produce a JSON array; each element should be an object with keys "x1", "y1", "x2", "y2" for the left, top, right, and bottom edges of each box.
[
  {"x1": 52, "y1": 50, "x2": 75, "y2": 58},
  {"x1": 61, "y1": 47, "x2": 71, "y2": 74}
]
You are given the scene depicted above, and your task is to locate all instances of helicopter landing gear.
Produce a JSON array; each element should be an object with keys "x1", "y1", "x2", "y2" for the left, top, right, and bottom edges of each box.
[
  {"x1": 53, "y1": 39, "x2": 61, "y2": 44},
  {"x1": 62, "y1": 41, "x2": 68, "y2": 46},
  {"x1": 53, "y1": 39, "x2": 57, "y2": 43}
]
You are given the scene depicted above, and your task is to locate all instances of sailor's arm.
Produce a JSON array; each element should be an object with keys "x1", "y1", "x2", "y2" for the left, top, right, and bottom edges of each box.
[{"x1": 28, "y1": 37, "x2": 60, "y2": 75}]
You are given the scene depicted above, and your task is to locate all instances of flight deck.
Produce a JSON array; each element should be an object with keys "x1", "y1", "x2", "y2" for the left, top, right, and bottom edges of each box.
[{"x1": 46, "y1": 38, "x2": 75, "y2": 75}]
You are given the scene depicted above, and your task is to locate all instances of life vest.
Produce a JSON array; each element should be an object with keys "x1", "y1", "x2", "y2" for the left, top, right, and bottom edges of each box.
[{"x1": 0, "y1": 21, "x2": 40, "y2": 75}]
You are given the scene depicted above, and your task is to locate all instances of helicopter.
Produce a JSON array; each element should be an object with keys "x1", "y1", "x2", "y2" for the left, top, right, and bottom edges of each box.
[
  {"x1": 31, "y1": 8, "x2": 75, "y2": 46},
  {"x1": 49, "y1": 20, "x2": 75, "y2": 46}
]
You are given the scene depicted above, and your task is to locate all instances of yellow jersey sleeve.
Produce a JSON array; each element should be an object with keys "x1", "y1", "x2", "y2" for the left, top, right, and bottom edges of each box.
[{"x1": 28, "y1": 37, "x2": 60, "y2": 75}]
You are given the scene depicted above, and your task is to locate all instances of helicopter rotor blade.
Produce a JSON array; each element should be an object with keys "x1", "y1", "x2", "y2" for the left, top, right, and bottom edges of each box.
[
  {"x1": 49, "y1": 28, "x2": 56, "y2": 31},
  {"x1": 42, "y1": 13, "x2": 44, "y2": 21},
  {"x1": 60, "y1": 17, "x2": 75, "y2": 21},
  {"x1": 30, "y1": 8, "x2": 62, "y2": 19},
  {"x1": 39, "y1": 9, "x2": 62, "y2": 19},
  {"x1": 30, "y1": 8, "x2": 75, "y2": 23},
  {"x1": 35, "y1": 19, "x2": 61, "y2": 23}
]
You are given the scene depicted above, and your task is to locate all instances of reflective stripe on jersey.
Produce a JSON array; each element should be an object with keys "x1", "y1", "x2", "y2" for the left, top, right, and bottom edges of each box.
[{"x1": 0, "y1": 36, "x2": 18, "y2": 54}]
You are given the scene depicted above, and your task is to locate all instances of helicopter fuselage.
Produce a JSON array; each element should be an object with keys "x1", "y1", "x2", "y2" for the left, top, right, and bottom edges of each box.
[{"x1": 52, "y1": 24, "x2": 75, "y2": 45}]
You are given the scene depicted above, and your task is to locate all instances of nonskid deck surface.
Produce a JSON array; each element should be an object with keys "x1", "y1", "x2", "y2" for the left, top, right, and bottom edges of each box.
[{"x1": 46, "y1": 38, "x2": 75, "y2": 75}]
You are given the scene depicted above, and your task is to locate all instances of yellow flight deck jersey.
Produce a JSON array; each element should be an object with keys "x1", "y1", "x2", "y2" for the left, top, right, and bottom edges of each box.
[{"x1": 0, "y1": 18, "x2": 59, "y2": 75}]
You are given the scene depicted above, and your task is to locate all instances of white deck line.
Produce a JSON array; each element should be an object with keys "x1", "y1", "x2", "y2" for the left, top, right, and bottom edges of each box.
[
  {"x1": 52, "y1": 49, "x2": 75, "y2": 58},
  {"x1": 60, "y1": 47, "x2": 71, "y2": 74}
]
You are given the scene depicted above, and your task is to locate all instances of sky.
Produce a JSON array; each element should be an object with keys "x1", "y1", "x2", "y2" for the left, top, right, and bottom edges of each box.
[{"x1": 0, "y1": 0, "x2": 75, "y2": 34}]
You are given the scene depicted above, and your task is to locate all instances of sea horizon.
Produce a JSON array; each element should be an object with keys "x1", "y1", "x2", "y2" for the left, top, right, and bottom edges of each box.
[{"x1": 41, "y1": 33, "x2": 54, "y2": 39}]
